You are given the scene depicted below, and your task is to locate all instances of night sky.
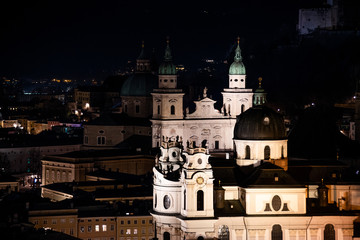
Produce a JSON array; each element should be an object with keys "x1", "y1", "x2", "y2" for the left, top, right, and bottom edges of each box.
[{"x1": 0, "y1": 0, "x2": 307, "y2": 80}]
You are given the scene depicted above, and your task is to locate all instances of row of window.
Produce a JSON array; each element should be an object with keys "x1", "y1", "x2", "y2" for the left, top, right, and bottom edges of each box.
[
  {"x1": 119, "y1": 227, "x2": 152, "y2": 235},
  {"x1": 156, "y1": 105, "x2": 176, "y2": 115},
  {"x1": 162, "y1": 224, "x2": 336, "y2": 240},
  {"x1": 159, "y1": 79, "x2": 176, "y2": 83},
  {"x1": 80, "y1": 224, "x2": 114, "y2": 233},
  {"x1": 243, "y1": 145, "x2": 285, "y2": 160}
]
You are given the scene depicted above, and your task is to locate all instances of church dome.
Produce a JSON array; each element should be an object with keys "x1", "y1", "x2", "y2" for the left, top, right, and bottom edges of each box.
[
  {"x1": 229, "y1": 38, "x2": 246, "y2": 75},
  {"x1": 229, "y1": 61, "x2": 246, "y2": 75},
  {"x1": 120, "y1": 73, "x2": 157, "y2": 96},
  {"x1": 234, "y1": 106, "x2": 287, "y2": 140},
  {"x1": 159, "y1": 62, "x2": 176, "y2": 75}
]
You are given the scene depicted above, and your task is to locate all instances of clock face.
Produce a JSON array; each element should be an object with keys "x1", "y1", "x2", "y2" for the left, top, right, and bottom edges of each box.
[
  {"x1": 196, "y1": 177, "x2": 204, "y2": 185},
  {"x1": 163, "y1": 195, "x2": 171, "y2": 209}
]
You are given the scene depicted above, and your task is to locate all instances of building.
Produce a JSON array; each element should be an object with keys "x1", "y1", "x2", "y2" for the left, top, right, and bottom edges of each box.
[
  {"x1": 150, "y1": 87, "x2": 359, "y2": 239},
  {"x1": 151, "y1": 38, "x2": 253, "y2": 151},
  {"x1": 41, "y1": 149, "x2": 154, "y2": 187}
]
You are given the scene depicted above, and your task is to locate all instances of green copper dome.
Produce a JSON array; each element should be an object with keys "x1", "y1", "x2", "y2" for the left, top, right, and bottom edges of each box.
[
  {"x1": 229, "y1": 40, "x2": 246, "y2": 75},
  {"x1": 158, "y1": 40, "x2": 176, "y2": 75},
  {"x1": 120, "y1": 73, "x2": 157, "y2": 96}
]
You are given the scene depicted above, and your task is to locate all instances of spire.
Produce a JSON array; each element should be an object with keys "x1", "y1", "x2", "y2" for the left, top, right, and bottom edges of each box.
[
  {"x1": 158, "y1": 37, "x2": 176, "y2": 75},
  {"x1": 164, "y1": 36, "x2": 172, "y2": 61},
  {"x1": 234, "y1": 36, "x2": 243, "y2": 62},
  {"x1": 258, "y1": 77, "x2": 263, "y2": 88},
  {"x1": 137, "y1": 40, "x2": 147, "y2": 60}
]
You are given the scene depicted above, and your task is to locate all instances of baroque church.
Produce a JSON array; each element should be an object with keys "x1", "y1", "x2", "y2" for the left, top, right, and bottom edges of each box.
[
  {"x1": 149, "y1": 40, "x2": 360, "y2": 240},
  {"x1": 151, "y1": 38, "x2": 253, "y2": 151}
]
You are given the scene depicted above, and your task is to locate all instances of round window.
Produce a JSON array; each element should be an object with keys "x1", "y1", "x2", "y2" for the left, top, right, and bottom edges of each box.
[
  {"x1": 172, "y1": 151, "x2": 177, "y2": 158},
  {"x1": 198, "y1": 158, "x2": 202, "y2": 164},
  {"x1": 164, "y1": 195, "x2": 171, "y2": 209},
  {"x1": 263, "y1": 117, "x2": 270, "y2": 125},
  {"x1": 241, "y1": 79, "x2": 244, "y2": 82}
]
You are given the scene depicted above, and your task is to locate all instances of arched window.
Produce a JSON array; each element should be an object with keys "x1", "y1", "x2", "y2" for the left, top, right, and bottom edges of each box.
[
  {"x1": 245, "y1": 145, "x2": 250, "y2": 159},
  {"x1": 184, "y1": 190, "x2": 186, "y2": 210},
  {"x1": 157, "y1": 105, "x2": 160, "y2": 115},
  {"x1": 171, "y1": 105, "x2": 175, "y2": 115},
  {"x1": 324, "y1": 224, "x2": 335, "y2": 240},
  {"x1": 271, "y1": 225, "x2": 283, "y2": 240},
  {"x1": 241, "y1": 104, "x2": 245, "y2": 113},
  {"x1": 264, "y1": 146, "x2": 270, "y2": 160},
  {"x1": 218, "y1": 225, "x2": 229, "y2": 240},
  {"x1": 197, "y1": 237, "x2": 204, "y2": 240},
  {"x1": 164, "y1": 232, "x2": 170, "y2": 240},
  {"x1": 197, "y1": 190, "x2": 204, "y2": 211},
  {"x1": 135, "y1": 105, "x2": 140, "y2": 113}
]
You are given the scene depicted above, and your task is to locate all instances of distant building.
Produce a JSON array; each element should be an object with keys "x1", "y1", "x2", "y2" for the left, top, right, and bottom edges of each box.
[
  {"x1": 298, "y1": 0, "x2": 340, "y2": 35},
  {"x1": 41, "y1": 149, "x2": 154, "y2": 186}
]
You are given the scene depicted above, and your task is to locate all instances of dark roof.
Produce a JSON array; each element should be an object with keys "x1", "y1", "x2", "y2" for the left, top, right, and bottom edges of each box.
[
  {"x1": 234, "y1": 105, "x2": 287, "y2": 140},
  {"x1": 242, "y1": 162, "x2": 304, "y2": 188},
  {"x1": 214, "y1": 200, "x2": 245, "y2": 217},
  {"x1": 85, "y1": 113, "x2": 151, "y2": 126},
  {"x1": 47, "y1": 148, "x2": 154, "y2": 159}
]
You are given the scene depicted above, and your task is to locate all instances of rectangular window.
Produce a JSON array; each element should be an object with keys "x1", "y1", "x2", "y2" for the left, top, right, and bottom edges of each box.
[
  {"x1": 43, "y1": 220, "x2": 47, "y2": 224},
  {"x1": 97, "y1": 136, "x2": 106, "y2": 145},
  {"x1": 134, "y1": 220, "x2": 137, "y2": 224},
  {"x1": 60, "y1": 218, "x2": 66, "y2": 223},
  {"x1": 88, "y1": 226, "x2": 92, "y2": 232},
  {"x1": 110, "y1": 224, "x2": 115, "y2": 231},
  {"x1": 135, "y1": 105, "x2": 140, "y2": 113},
  {"x1": 215, "y1": 140, "x2": 219, "y2": 149},
  {"x1": 126, "y1": 229, "x2": 131, "y2": 235},
  {"x1": 52, "y1": 219, "x2": 57, "y2": 224},
  {"x1": 142, "y1": 228, "x2": 146, "y2": 234},
  {"x1": 134, "y1": 229, "x2": 138, "y2": 234},
  {"x1": 141, "y1": 220, "x2": 145, "y2": 224},
  {"x1": 102, "y1": 225, "x2": 107, "y2": 232},
  {"x1": 70, "y1": 228, "x2": 74, "y2": 235},
  {"x1": 127, "y1": 220, "x2": 131, "y2": 225},
  {"x1": 95, "y1": 225, "x2": 99, "y2": 232},
  {"x1": 121, "y1": 220, "x2": 124, "y2": 225}
]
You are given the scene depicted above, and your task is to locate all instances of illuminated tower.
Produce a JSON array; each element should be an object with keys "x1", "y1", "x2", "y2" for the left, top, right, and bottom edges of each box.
[
  {"x1": 151, "y1": 38, "x2": 185, "y2": 147},
  {"x1": 222, "y1": 37, "x2": 253, "y2": 117}
]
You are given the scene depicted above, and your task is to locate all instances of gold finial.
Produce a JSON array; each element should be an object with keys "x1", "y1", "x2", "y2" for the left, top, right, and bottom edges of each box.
[
  {"x1": 258, "y1": 77, "x2": 263, "y2": 88},
  {"x1": 218, "y1": 180, "x2": 221, "y2": 186},
  {"x1": 237, "y1": 36, "x2": 240, "y2": 45},
  {"x1": 166, "y1": 36, "x2": 170, "y2": 45},
  {"x1": 141, "y1": 40, "x2": 144, "y2": 48},
  {"x1": 321, "y1": 178, "x2": 324, "y2": 185},
  {"x1": 337, "y1": 152, "x2": 339, "y2": 160}
]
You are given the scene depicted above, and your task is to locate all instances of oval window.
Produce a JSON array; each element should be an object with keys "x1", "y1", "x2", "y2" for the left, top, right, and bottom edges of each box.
[
  {"x1": 198, "y1": 158, "x2": 202, "y2": 164},
  {"x1": 272, "y1": 195, "x2": 281, "y2": 211},
  {"x1": 164, "y1": 195, "x2": 171, "y2": 209}
]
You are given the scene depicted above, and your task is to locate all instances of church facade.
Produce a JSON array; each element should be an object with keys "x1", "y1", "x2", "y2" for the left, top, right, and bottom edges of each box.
[{"x1": 151, "y1": 39, "x2": 253, "y2": 151}]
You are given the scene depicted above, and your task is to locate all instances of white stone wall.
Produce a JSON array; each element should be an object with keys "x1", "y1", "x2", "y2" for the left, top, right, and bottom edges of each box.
[
  {"x1": 245, "y1": 188, "x2": 307, "y2": 215},
  {"x1": 234, "y1": 139, "x2": 288, "y2": 166},
  {"x1": 222, "y1": 89, "x2": 254, "y2": 118}
]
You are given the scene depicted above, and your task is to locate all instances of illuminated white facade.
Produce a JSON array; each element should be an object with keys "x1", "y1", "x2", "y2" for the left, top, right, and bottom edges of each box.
[
  {"x1": 151, "y1": 139, "x2": 358, "y2": 240},
  {"x1": 151, "y1": 40, "x2": 253, "y2": 151}
]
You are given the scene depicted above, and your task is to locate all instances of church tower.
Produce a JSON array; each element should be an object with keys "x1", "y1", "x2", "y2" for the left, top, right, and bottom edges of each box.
[
  {"x1": 151, "y1": 38, "x2": 185, "y2": 147},
  {"x1": 222, "y1": 37, "x2": 253, "y2": 117}
]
